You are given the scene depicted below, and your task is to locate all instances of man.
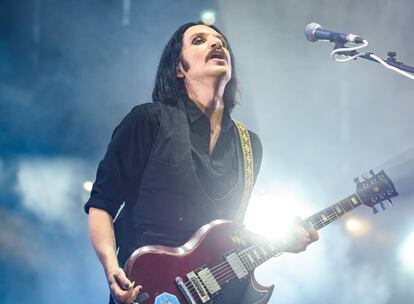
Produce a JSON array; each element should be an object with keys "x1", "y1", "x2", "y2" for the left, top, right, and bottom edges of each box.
[{"x1": 85, "y1": 22, "x2": 318, "y2": 304}]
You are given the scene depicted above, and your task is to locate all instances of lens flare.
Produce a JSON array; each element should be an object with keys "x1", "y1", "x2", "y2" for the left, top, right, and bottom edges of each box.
[
  {"x1": 200, "y1": 10, "x2": 216, "y2": 25},
  {"x1": 344, "y1": 217, "x2": 370, "y2": 236},
  {"x1": 83, "y1": 180, "x2": 93, "y2": 192},
  {"x1": 244, "y1": 183, "x2": 311, "y2": 241}
]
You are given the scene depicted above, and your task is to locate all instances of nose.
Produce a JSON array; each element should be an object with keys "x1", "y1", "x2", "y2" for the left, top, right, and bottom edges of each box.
[{"x1": 210, "y1": 37, "x2": 224, "y2": 49}]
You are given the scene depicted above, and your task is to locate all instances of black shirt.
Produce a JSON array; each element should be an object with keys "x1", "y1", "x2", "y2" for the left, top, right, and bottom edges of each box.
[{"x1": 85, "y1": 97, "x2": 262, "y2": 220}]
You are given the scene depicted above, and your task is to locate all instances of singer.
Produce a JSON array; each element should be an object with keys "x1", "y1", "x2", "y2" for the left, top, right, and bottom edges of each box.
[{"x1": 84, "y1": 21, "x2": 319, "y2": 304}]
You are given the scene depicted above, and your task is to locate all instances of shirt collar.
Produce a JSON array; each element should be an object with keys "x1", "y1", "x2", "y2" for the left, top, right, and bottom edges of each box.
[{"x1": 182, "y1": 95, "x2": 234, "y2": 131}]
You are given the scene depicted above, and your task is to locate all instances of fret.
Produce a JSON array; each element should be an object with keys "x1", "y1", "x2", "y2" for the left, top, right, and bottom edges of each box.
[
  {"x1": 304, "y1": 194, "x2": 362, "y2": 230},
  {"x1": 231, "y1": 171, "x2": 397, "y2": 273},
  {"x1": 239, "y1": 241, "x2": 282, "y2": 272}
]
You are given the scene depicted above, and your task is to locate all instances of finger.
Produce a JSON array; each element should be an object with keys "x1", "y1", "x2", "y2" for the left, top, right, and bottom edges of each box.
[
  {"x1": 126, "y1": 285, "x2": 142, "y2": 304},
  {"x1": 113, "y1": 270, "x2": 133, "y2": 290},
  {"x1": 110, "y1": 283, "x2": 132, "y2": 303},
  {"x1": 308, "y1": 228, "x2": 319, "y2": 242}
]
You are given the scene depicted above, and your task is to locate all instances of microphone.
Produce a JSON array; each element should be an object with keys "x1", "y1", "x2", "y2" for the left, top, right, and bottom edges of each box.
[{"x1": 305, "y1": 22, "x2": 364, "y2": 44}]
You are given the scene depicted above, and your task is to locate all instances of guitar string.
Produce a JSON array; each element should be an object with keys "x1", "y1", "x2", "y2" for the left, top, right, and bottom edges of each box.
[
  {"x1": 183, "y1": 248, "x2": 259, "y2": 293},
  {"x1": 184, "y1": 241, "x2": 292, "y2": 296},
  {"x1": 183, "y1": 241, "x2": 277, "y2": 293},
  {"x1": 183, "y1": 207, "x2": 343, "y2": 293},
  {"x1": 309, "y1": 200, "x2": 357, "y2": 228},
  {"x1": 182, "y1": 235, "x2": 294, "y2": 293},
  {"x1": 182, "y1": 199, "x2": 358, "y2": 294},
  {"x1": 183, "y1": 242, "x2": 286, "y2": 297},
  {"x1": 182, "y1": 239, "x2": 272, "y2": 290},
  {"x1": 184, "y1": 198, "x2": 357, "y2": 285}
]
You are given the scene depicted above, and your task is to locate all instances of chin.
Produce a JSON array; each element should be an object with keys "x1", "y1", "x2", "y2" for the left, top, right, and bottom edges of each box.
[{"x1": 210, "y1": 66, "x2": 231, "y2": 78}]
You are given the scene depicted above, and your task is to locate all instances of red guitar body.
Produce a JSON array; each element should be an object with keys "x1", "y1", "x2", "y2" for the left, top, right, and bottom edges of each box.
[{"x1": 124, "y1": 220, "x2": 274, "y2": 304}]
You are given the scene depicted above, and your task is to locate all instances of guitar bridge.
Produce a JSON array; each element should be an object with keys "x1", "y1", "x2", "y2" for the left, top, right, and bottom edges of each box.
[
  {"x1": 197, "y1": 267, "x2": 221, "y2": 295},
  {"x1": 175, "y1": 277, "x2": 197, "y2": 304},
  {"x1": 186, "y1": 271, "x2": 210, "y2": 303}
]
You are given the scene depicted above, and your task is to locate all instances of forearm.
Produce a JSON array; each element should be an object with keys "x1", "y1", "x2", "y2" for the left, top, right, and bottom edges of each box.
[{"x1": 88, "y1": 207, "x2": 120, "y2": 274}]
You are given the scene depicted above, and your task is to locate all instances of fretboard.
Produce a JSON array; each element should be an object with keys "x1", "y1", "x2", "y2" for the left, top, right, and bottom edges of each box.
[
  {"x1": 302, "y1": 193, "x2": 362, "y2": 230},
  {"x1": 237, "y1": 193, "x2": 363, "y2": 272}
]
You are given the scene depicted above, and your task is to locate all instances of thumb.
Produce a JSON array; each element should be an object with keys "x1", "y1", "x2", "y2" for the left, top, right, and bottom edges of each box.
[{"x1": 127, "y1": 285, "x2": 142, "y2": 304}]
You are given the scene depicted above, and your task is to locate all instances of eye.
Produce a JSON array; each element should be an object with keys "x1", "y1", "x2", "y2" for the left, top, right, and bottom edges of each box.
[
  {"x1": 192, "y1": 36, "x2": 205, "y2": 45},
  {"x1": 220, "y1": 39, "x2": 228, "y2": 48}
]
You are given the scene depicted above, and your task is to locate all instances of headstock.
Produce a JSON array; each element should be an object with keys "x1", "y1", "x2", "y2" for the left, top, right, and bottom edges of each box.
[{"x1": 354, "y1": 169, "x2": 398, "y2": 214}]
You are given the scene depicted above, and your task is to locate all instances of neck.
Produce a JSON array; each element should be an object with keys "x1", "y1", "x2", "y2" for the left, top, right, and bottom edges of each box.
[{"x1": 184, "y1": 76, "x2": 226, "y2": 117}]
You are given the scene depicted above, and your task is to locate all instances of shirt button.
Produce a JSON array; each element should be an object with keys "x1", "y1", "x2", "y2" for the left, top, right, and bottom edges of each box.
[
  {"x1": 179, "y1": 217, "x2": 183, "y2": 222},
  {"x1": 217, "y1": 167, "x2": 223, "y2": 174}
]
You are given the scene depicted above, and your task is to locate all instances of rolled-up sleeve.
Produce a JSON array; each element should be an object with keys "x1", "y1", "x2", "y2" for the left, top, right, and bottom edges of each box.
[{"x1": 84, "y1": 103, "x2": 160, "y2": 219}]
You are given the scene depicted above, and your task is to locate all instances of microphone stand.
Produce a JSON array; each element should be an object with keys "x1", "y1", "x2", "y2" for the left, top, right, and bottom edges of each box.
[{"x1": 333, "y1": 41, "x2": 414, "y2": 74}]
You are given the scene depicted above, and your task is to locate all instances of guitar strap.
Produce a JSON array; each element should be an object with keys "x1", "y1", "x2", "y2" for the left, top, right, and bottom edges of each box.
[{"x1": 233, "y1": 120, "x2": 254, "y2": 224}]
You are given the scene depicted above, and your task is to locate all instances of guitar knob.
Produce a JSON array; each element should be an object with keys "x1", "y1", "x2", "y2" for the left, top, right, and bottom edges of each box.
[
  {"x1": 372, "y1": 206, "x2": 378, "y2": 214},
  {"x1": 135, "y1": 292, "x2": 150, "y2": 303},
  {"x1": 353, "y1": 177, "x2": 360, "y2": 184},
  {"x1": 369, "y1": 169, "x2": 375, "y2": 176}
]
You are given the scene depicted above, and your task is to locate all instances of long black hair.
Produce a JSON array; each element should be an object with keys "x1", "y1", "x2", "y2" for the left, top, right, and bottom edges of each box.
[{"x1": 152, "y1": 22, "x2": 238, "y2": 111}]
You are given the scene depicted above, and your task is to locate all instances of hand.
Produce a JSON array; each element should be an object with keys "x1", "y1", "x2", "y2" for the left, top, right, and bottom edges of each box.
[
  {"x1": 106, "y1": 267, "x2": 142, "y2": 304},
  {"x1": 283, "y1": 217, "x2": 319, "y2": 253}
]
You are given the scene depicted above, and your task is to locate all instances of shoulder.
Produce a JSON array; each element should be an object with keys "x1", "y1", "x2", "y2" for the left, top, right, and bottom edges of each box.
[
  {"x1": 116, "y1": 102, "x2": 161, "y2": 129},
  {"x1": 111, "y1": 102, "x2": 162, "y2": 140},
  {"x1": 126, "y1": 102, "x2": 162, "y2": 123}
]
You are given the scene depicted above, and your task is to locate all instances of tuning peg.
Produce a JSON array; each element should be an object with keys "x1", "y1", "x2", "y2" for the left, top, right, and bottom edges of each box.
[
  {"x1": 369, "y1": 169, "x2": 375, "y2": 176},
  {"x1": 372, "y1": 206, "x2": 378, "y2": 214},
  {"x1": 380, "y1": 202, "x2": 386, "y2": 210},
  {"x1": 388, "y1": 199, "x2": 394, "y2": 206},
  {"x1": 362, "y1": 173, "x2": 369, "y2": 181},
  {"x1": 353, "y1": 177, "x2": 360, "y2": 184}
]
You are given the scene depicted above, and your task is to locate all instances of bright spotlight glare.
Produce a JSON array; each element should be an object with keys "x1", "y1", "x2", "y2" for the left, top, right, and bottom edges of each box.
[
  {"x1": 344, "y1": 217, "x2": 369, "y2": 236},
  {"x1": 400, "y1": 231, "x2": 414, "y2": 270},
  {"x1": 346, "y1": 219, "x2": 360, "y2": 231},
  {"x1": 200, "y1": 10, "x2": 216, "y2": 25},
  {"x1": 83, "y1": 180, "x2": 93, "y2": 192},
  {"x1": 244, "y1": 184, "x2": 311, "y2": 241}
]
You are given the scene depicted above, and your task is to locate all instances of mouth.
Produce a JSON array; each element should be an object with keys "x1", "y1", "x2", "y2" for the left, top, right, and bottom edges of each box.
[{"x1": 206, "y1": 50, "x2": 228, "y2": 63}]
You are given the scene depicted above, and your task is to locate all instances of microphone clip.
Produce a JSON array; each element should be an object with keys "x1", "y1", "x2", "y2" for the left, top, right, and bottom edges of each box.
[{"x1": 333, "y1": 41, "x2": 358, "y2": 58}]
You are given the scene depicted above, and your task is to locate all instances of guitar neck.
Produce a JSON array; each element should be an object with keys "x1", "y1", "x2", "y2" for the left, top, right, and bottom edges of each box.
[
  {"x1": 238, "y1": 193, "x2": 363, "y2": 272},
  {"x1": 302, "y1": 193, "x2": 362, "y2": 230}
]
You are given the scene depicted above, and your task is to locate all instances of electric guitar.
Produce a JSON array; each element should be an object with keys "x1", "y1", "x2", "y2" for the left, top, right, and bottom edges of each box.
[{"x1": 124, "y1": 170, "x2": 398, "y2": 304}]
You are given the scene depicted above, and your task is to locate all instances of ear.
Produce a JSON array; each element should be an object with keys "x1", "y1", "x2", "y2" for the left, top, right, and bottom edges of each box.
[{"x1": 176, "y1": 63, "x2": 184, "y2": 79}]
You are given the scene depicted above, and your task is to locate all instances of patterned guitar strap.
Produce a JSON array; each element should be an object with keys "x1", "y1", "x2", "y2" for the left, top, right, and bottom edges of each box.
[{"x1": 233, "y1": 121, "x2": 254, "y2": 225}]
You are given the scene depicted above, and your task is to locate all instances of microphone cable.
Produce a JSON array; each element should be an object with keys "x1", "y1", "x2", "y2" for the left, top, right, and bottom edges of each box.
[{"x1": 330, "y1": 40, "x2": 414, "y2": 80}]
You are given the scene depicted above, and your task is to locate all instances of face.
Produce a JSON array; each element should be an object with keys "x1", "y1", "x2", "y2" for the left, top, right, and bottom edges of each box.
[{"x1": 178, "y1": 25, "x2": 232, "y2": 84}]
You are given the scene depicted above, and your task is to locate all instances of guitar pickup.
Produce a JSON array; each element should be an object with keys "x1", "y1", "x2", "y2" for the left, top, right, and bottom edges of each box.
[{"x1": 225, "y1": 252, "x2": 249, "y2": 279}]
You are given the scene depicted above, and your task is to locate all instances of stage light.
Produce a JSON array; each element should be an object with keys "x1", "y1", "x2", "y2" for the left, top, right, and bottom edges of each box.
[
  {"x1": 244, "y1": 183, "x2": 311, "y2": 241},
  {"x1": 344, "y1": 217, "x2": 369, "y2": 236},
  {"x1": 346, "y1": 218, "x2": 360, "y2": 231},
  {"x1": 83, "y1": 180, "x2": 93, "y2": 192},
  {"x1": 400, "y1": 230, "x2": 414, "y2": 270},
  {"x1": 200, "y1": 10, "x2": 216, "y2": 25}
]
